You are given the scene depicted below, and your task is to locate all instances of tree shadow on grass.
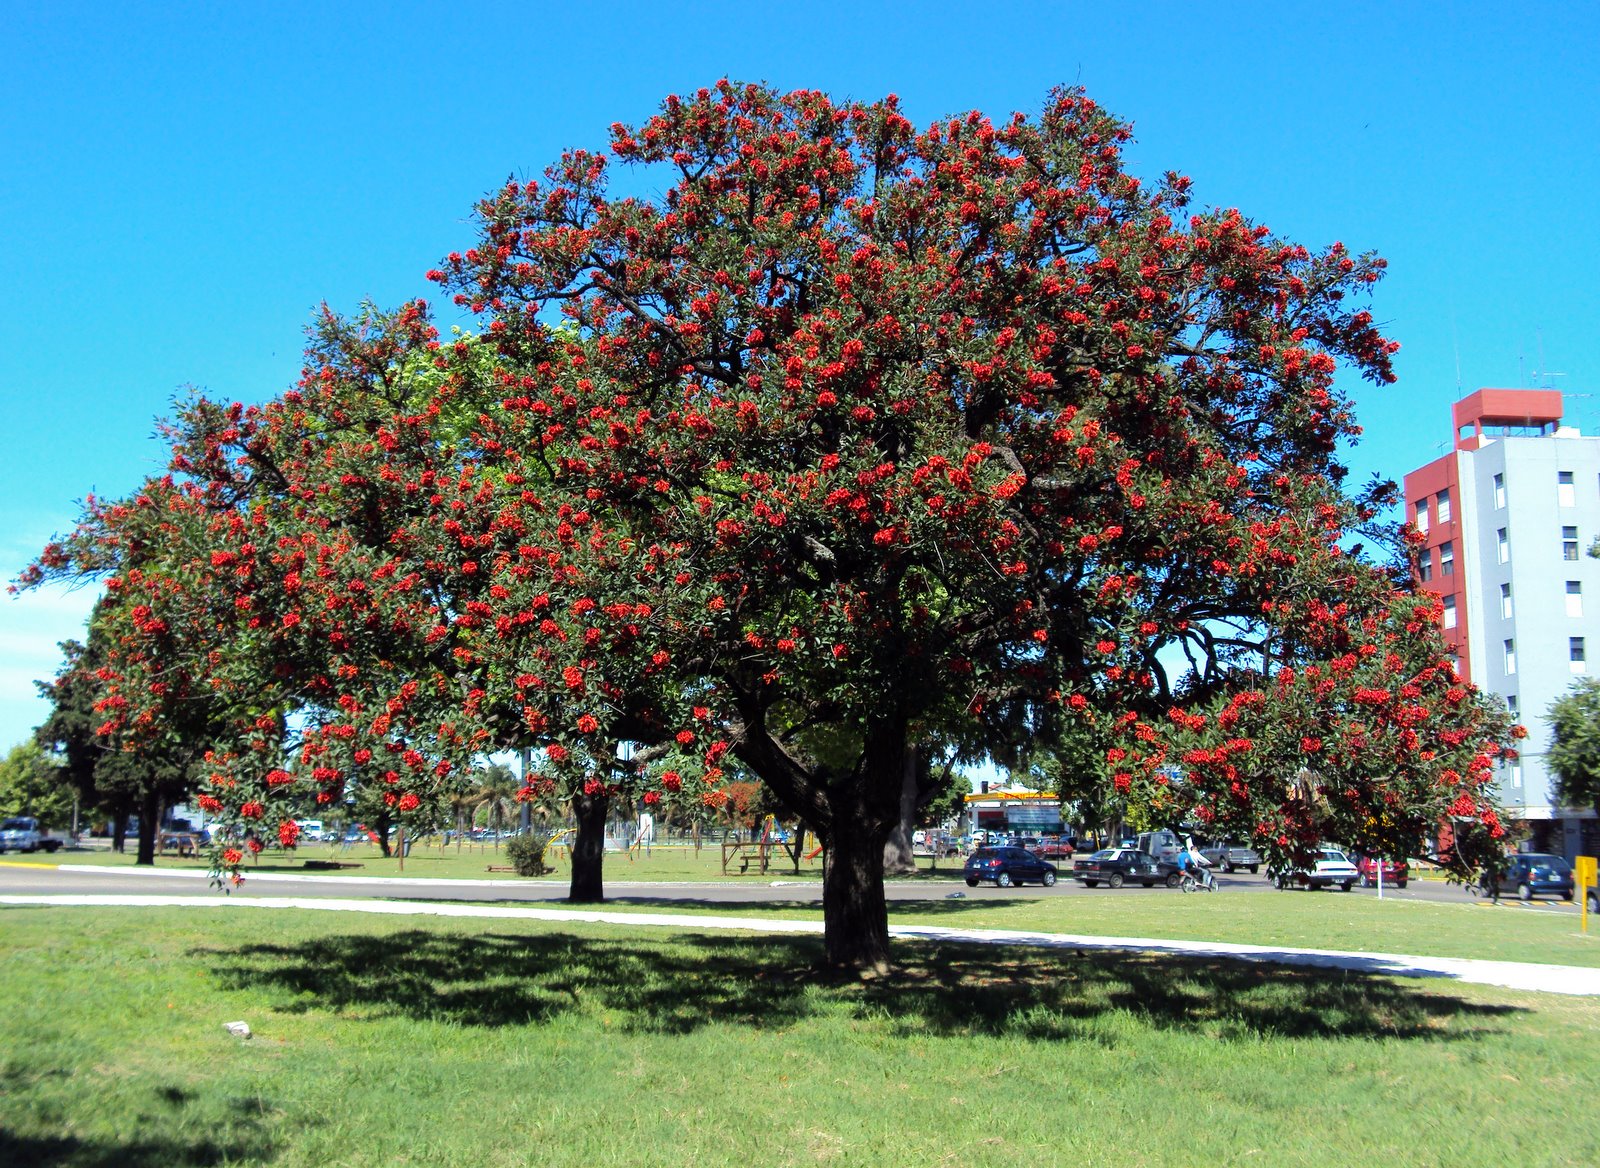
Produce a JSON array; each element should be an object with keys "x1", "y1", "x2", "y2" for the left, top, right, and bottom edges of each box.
[
  {"x1": 204, "y1": 929, "x2": 1522, "y2": 1044},
  {"x1": 0, "y1": 1072, "x2": 278, "y2": 1167}
]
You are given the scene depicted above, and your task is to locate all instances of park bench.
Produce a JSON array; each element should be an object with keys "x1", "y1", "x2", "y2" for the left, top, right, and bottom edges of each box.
[
  {"x1": 721, "y1": 840, "x2": 773, "y2": 875},
  {"x1": 157, "y1": 832, "x2": 200, "y2": 857}
]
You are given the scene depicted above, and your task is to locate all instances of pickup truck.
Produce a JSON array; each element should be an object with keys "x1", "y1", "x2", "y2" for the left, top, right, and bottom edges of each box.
[
  {"x1": 0, "y1": 816, "x2": 67, "y2": 854},
  {"x1": 1199, "y1": 840, "x2": 1262, "y2": 874}
]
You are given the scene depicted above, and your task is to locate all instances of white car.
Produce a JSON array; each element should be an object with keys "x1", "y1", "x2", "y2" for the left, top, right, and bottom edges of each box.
[{"x1": 1272, "y1": 846, "x2": 1359, "y2": 892}]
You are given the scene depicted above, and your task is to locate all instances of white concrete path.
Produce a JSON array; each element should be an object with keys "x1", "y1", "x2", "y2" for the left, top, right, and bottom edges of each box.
[{"x1": 6, "y1": 891, "x2": 1600, "y2": 997}]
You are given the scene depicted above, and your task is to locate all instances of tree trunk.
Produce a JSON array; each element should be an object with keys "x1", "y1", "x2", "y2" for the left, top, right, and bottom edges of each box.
[
  {"x1": 112, "y1": 809, "x2": 129, "y2": 854},
  {"x1": 733, "y1": 711, "x2": 904, "y2": 971},
  {"x1": 134, "y1": 789, "x2": 158, "y2": 866},
  {"x1": 882, "y1": 746, "x2": 919, "y2": 875},
  {"x1": 568, "y1": 790, "x2": 608, "y2": 903},
  {"x1": 822, "y1": 812, "x2": 894, "y2": 973},
  {"x1": 375, "y1": 808, "x2": 393, "y2": 858}
]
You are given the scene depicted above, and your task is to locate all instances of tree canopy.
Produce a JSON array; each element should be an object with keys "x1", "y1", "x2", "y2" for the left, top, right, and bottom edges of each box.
[
  {"x1": 0, "y1": 741, "x2": 74, "y2": 827},
  {"x1": 23, "y1": 81, "x2": 1516, "y2": 968},
  {"x1": 33, "y1": 617, "x2": 202, "y2": 861},
  {"x1": 1546, "y1": 678, "x2": 1600, "y2": 817}
]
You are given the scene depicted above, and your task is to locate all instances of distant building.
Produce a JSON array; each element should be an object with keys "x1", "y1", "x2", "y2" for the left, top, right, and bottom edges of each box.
[
  {"x1": 1403, "y1": 388, "x2": 1600, "y2": 858},
  {"x1": 963, "y1": 788, "x2": 1064, "y2": 837}
]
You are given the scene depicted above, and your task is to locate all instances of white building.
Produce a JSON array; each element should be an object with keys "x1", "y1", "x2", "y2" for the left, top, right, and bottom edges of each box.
[{"x1": 1404, "y1": 388, "x2": 1600, "y2": 858}]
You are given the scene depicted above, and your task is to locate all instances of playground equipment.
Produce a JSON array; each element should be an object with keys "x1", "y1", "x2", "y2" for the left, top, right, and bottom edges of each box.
[
  {"x1": 721, "y1": 817, "x2": 822, "y2": 874},
  {"x1": 545, "y1": 827, "x2": 578, "y2": 860}
]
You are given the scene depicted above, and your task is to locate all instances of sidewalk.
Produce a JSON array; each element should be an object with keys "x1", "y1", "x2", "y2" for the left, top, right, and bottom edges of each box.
[{"x1": 6, "y1": 892, "x2": 1600, "y2": 997}]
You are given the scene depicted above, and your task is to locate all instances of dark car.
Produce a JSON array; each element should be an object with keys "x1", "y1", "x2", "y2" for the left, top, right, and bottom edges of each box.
[
  {"x1": 1072, "y1": 847, "x2": 1181, "y2": 889},
  {"x1": 964, "y1": 846, "x2": 1058, "y2": 888},
  {"x1": 1488, "y1": 853, "x2": 1575, "y2": 901},
  {"x1": 1199, "y1": 840, "x2": 1261, "y2": 874}
]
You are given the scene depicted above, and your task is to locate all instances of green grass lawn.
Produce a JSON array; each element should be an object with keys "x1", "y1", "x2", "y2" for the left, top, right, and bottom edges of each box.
[{"x1": 2, "y1": 905, "x2": 1598, "y2": 1167}]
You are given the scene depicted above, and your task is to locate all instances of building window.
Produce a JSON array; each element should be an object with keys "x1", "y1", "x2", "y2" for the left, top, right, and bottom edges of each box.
[
  {"x1": 1568, "y1": 581, "x2": 1583, "y2": 618},
  {"x1": 1442, "y1": 594, "x2": 1457, "y2": 629},
  {"x1": 1494, "y1": 473, "x2": 1506, "y2": 509},
  {"x1": 1414, "y1": 500, "x2": 1430, "y2": 534},
  {"x1": 1573, "y1": 637, "x2": 1588, "y2": 674},
  {"x1": 1498, "y1": 528, "x2": 1510, "y2": 563},
  {"x1": 1560, "y1": 470, "x2": 1576, "y2": 507},
  {"x1": 1439, "y1": 541, "x2": 1454, "y2": 576},
  {"x1": 1419, "y1": 554, "x2": 1433, "y2": 583},
  {"x1": 1506, "y1": 693, "x2": 1519, "y2": 717},
  {"x1": 1436, "y1": 487, "x2": 1452, "y2": 523},
  {"x1": 1504, "y1": 639, "x2": 1516, "y2": 675},
  {"x1": 1509, "y1": 761, "x2": 1523, "y2": 790},
  {"x1": 1564, "y1": 525, "x2": 1580, "y2": 560},
  {"x1": 1501, "y1": 582, "x2": 1513, "y2": 619}
]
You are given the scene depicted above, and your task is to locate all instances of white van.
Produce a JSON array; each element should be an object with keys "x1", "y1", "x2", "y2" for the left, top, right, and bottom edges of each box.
[
  {"x1": 1136, "y1": 830, "x2": 1182, "y2": 863},
  {"x1": 294, "y1": 819, "x2": 325, "y2": 842}
]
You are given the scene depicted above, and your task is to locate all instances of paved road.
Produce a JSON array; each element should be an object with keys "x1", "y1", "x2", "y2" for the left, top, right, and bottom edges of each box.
[{"x1": 0, "y1": 858, "x2": 1587, "y2": 920}]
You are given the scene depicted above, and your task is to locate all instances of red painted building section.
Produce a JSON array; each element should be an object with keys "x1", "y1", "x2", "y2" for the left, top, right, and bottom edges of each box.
[
  {"x1": 1452, "y1": 388, "x2": 1562, "y2": 449},
  {"x1": 1403, "y1": 452, "x2": 1467, "y2": 677}
]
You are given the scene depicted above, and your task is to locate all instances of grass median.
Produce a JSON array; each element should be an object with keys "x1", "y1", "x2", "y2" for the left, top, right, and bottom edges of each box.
[
  {"x1": 2, "y1": 904, "x2": 1597, "y2": 1167},
  {"x1": 28, "y1": 846, "x2": 1600, "y2": 969},
  {"x1": 473, "y1": 888, "x2": 1600, "y2": 969},
  {"x1": 49, "y1": 838, "x2": 838, "y2": 882}
]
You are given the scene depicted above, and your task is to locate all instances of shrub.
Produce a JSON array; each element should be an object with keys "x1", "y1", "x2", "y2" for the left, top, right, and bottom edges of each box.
[{"x1": 504, "y1": 828, "x2": 553, "y2": 877}]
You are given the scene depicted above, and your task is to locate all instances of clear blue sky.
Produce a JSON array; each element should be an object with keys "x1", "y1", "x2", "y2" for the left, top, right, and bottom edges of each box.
[{"x1": 3, "y1": 1, "x2": 1597, "y2": 749}]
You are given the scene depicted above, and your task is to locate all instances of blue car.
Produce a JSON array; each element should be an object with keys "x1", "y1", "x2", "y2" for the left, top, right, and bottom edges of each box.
[
  {"x1": 964, "y1": 846, "x2": 1058, "y2": 888},
  {"x1": 1488, "y1": 853, "x2": 1575, "y2": 901}
]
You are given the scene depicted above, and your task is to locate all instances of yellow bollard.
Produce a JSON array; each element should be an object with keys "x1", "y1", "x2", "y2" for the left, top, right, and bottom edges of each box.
[{"x1": 1577, "y1": 856, "x2": 1596, "y2": 934}]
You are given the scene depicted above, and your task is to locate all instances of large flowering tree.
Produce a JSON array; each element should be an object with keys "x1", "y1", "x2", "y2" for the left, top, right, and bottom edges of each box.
[{"x1": 25, "y1": 82, "x2": 1515, "y2": 970}]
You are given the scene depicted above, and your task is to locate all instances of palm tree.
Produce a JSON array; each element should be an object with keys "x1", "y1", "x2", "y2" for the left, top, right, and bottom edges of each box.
[{"x1": 468, "y1": 763, "x2": 520, "y2": 850}]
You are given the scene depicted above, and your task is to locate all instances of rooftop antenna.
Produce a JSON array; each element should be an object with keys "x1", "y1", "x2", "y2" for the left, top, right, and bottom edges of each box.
[
  {"x1": 1531, "y1": 327, "x2": 1567, "y2": 390},
  {"x1": 1450, "y1": 315, "x2": 1463, "y2": 393}
]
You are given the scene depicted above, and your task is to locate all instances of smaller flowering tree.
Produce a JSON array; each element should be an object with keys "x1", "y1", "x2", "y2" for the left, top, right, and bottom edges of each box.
[{"x1": 1113, "y1": 583, "x2": 1518, "y2": 873}]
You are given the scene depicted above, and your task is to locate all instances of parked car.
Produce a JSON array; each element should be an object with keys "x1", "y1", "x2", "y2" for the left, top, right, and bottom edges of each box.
[
  {"x1": 1032, "y1": 835, "x2": 1076, "y2": 859},
  {"x1": 1486, "y1": 853, "x2": 1575, "y2": 902},
  {"x1": 1272, "y1": 846, "x2": 1359, "y2": 891},
  {"x1": 1072, "y1": 847, "x2": 1180, "y2": 889},
  {"x1": 1199, "y1": 840, "x2": 1261, "y2": 874},
  {"x1": 964, "y1": 846, "x2": 1058, "y2": 888},
  {"x1": 1356, "y1": 856, "x2": 1408, "y2": 888},
  {"x1": 929, "y1": 833, "x2": 964, "y2": 858}
]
